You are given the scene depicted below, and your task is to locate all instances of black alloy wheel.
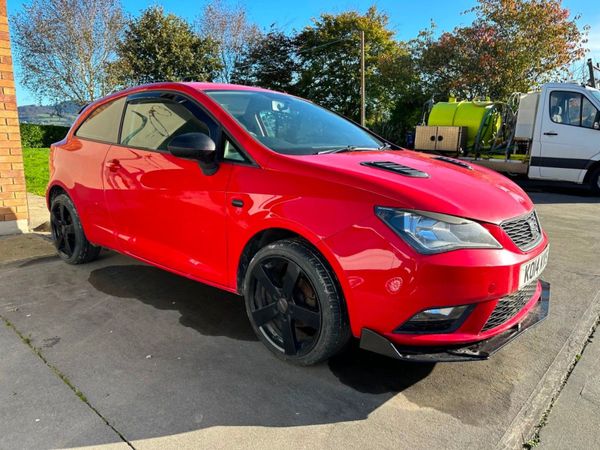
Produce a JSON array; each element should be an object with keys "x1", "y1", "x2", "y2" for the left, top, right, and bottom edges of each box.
[
  {"x1": 51, "y1": 201, "x2": 76, "y2": 258},
  {"x1": 250, "y1": 256, "x2": 321, "y2": 356},
  {"x1": 244, "y1": 239, "x2": 350, "y2": 365},
  {"x1": 50, "y1": 194, "x2": 101, "y2": 264}
]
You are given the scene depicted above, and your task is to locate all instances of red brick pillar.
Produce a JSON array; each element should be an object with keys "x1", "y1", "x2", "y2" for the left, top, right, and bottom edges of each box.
[{"x1": 0, "y1": 0, "x2": 28, "y2": 235}]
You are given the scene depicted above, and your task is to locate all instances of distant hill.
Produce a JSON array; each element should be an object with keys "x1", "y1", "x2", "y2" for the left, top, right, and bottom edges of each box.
[{"x1": 18, "y1": 102, "x2": 81, "y2": 126}]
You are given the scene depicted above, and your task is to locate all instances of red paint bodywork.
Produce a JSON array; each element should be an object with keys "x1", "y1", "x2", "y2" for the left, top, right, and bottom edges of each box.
[{"x1": 48, "y1": 82, "x2": 548, "y2": 348}]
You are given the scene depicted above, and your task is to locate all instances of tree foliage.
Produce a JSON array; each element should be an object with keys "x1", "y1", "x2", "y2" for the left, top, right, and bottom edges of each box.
[
  {"x1": 12, "y1": 0, "x2": 589, "y2": 146},
  {"x1": 413, "y1": 0, "x2": 588, "y2": 100},
  {"x1": 198, "y1": 0, "x2": 260, "y2": 83},
  {"x1": 295, "y1": 7, "x2": 411, "y2": 125},
  {"x1": 231, "y1": 28, "x2": 299, "y2": 93},
  {"x1": 109, "y1": 6, "x2": 221, "y2": 87},
  {"x1": 12, "y1": 0, "x2": 124, "y2": 105}
]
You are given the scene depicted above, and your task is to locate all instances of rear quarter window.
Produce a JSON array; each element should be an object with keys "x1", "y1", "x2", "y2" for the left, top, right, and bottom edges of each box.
[{"x1": 75, "y1": 97, "x2": 126, "y2": 143}]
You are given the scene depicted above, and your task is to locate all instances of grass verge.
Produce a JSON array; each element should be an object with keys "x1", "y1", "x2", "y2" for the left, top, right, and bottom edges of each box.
[{"x1": 22, "y1": 147, "x2": 50, "y2": 196}]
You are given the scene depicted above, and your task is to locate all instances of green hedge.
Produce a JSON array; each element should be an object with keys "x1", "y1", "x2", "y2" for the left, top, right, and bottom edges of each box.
[{"x1": 20, "y1": 123, "x2": 70, "y2": 148}]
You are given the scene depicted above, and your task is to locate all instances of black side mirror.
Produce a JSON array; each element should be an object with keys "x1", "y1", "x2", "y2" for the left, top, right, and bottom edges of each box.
[{"x1": 167, "y1": 132, "x2": 218, "y2": 175}]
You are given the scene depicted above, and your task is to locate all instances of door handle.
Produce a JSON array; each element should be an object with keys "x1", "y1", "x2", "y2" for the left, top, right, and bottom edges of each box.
[
  {"x1": 231, "y1": 198, "x2": 244, "y2": 207},
  {"x1": 106, "y1": 159, "x2": 121, "y2": 172},
  {"x1": 543, "y1": 131, "x2": 558, "y2": 136}
]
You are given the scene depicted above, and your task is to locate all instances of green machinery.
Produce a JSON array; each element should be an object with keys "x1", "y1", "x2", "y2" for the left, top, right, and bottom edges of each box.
[{"x1": 419, "y1": 96, "x2": 519, "y2": 157}]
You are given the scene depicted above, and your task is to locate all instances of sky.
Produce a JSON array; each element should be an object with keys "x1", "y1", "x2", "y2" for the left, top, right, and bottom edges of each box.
[{"x1": 7, "y1": 0, "x2": 600, "y2": 105}]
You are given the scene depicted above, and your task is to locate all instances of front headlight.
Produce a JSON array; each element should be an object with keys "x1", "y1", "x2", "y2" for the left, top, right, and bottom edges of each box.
[{"x1": 375, "y1": 207, "x2": 502, "y2": 254}]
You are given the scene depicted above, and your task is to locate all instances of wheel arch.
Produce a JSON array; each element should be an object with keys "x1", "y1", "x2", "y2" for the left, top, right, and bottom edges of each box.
[
  {"x1": 235, "y1": 227, "x2": 348, "y2": 305},
  {"x1": 583, "y1": 159, "x2": 600, "y2": 185},
  {"x1": 46, "y1": 181, "x2": 70, "y2": 210}
]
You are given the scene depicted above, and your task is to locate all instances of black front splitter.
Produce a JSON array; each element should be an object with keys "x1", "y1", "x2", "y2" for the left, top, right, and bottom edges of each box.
[{"x1": 359, "y1": 281, "x2": 550, "y2": 363}]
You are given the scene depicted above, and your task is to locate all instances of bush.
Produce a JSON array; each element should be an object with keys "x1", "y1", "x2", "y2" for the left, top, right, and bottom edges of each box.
[{"x1": 20, "y1": 123, "x2": 70, "y2": 148}]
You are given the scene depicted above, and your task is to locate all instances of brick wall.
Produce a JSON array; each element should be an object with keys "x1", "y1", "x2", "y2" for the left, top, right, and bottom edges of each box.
[{"x1": 0, "y1": 0, "x2": 28, "y2": 235}]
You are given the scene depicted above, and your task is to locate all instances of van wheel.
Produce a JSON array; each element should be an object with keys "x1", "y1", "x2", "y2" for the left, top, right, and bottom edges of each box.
[
  {"x1": 50, "y1": 194, "x2": 101, "y2": 264},
  {"x1": 244, "y1": 239, "x2": 350, "y2": 365},
  {"x1": 590, "y1": 168, "x2": 600, "y2": 195}
]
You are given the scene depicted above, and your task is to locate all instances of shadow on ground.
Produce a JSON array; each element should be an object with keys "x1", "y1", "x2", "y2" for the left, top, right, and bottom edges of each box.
[
  {"x1": 88, "y1": 264, "x2": 256, "y2": 341},
  {"x1": 9, "y1": 220, "x2": 580, "y2": 445},
  {"x1": 87, "y1": 263, "x2": 435, "y2": 396}
]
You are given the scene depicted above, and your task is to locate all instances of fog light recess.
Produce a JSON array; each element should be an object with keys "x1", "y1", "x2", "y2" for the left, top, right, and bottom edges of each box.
[{"x1": 394, "y1": 305, "x2": 473, "y2": 334}]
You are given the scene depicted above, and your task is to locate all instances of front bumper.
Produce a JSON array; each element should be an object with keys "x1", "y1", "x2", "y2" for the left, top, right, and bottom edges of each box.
[{"x1": 359, "y1": 280, "x2": 550, "y2": 362}]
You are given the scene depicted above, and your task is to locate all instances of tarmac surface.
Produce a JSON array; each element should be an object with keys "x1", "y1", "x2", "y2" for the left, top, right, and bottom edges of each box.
[{"x1": 0, "y1": 186, "x2": 599, "y2": 449}]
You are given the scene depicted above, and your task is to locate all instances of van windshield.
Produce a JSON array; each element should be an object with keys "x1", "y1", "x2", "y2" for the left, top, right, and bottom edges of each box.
[
  {"x1": 591, "y1": 89, "x2": 600, "y2": 103},
  {"x1": 205, "y1": 90, "x2": 383, "y2": 155}
]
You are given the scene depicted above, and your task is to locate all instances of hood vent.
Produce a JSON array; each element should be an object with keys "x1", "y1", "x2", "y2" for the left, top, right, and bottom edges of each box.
[
  {"x1": 361, "y1": 161, "x2": 429, "y2": 178},
  {"x1": 433, "y1": 156, "x2": 473, "y2": 170}
]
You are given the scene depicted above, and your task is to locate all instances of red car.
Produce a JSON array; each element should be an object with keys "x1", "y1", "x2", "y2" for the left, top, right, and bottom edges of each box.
[{"x1": 48, "y1": 83, "x2": 550, "y2": 365}]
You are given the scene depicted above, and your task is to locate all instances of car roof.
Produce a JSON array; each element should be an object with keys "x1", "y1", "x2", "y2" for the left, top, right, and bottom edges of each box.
[
  {"x1": 182, "y1": 82, "x2": 277, "y2": 94},
  {"x1": 78, "y1": 81, "x2": 294, "y2": 123}
]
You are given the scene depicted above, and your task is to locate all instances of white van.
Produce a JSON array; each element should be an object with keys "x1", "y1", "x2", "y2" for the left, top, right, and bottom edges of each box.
[{"x1": 463, "y1": 83, "x2": 600, "y2": 194}]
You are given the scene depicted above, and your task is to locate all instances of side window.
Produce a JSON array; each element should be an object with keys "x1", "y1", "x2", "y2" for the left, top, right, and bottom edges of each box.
[
  {"x1": 120, "y1": 95, "x2": 217, "y2": 151},
  {"x1": 223, "y1": 138, "x2": 247, "y2": 162},
  {"x1": 582, "y1": 96, "x2": 600, "y2": 130},
  {"x1": 75, "y1": 97, "x2": 126, "y2": 143},
  {"x1": 549, "y1": 91, "x2": 581, "y2": 126}
]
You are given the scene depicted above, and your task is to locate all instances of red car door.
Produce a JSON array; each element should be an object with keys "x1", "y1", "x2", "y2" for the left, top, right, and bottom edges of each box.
[
  {"x1": 103, "y1": 91, "x2": 233, "y2": 287},
  {"x1": 63, "y1": 96, "x2": 126, "y2": 248}
]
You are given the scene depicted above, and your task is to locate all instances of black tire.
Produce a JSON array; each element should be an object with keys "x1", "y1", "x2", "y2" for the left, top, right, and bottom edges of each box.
[
  {"x1": 50, "y1": 194, "x2": 101, "y2": 265},
  {"x1": 589, "y1": 167, "x2": 600, "y2": 196},
  {"x1": 244, "y1": 238, "x2": 350, "y2": 366}
]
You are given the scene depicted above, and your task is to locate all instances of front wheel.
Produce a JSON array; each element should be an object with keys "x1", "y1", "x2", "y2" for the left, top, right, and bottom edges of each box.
[
  {"x1": 50, "y1": 194, "x2": 101, "y2": 264},
  {"x1": 244, "y1": 239, "x2": 350, "y2": 365}
]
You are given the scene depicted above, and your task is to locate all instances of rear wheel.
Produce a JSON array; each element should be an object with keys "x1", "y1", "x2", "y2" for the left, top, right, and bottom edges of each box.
[
  {"x1": 244, "y1": 239, "x2": 350, "y2": 365},
  {"x1": 589, "y1": 167, "x2": 600, "y2": 195},
  {"x1": 50, "y1": 194, "x2": 101, "y2": 264}
]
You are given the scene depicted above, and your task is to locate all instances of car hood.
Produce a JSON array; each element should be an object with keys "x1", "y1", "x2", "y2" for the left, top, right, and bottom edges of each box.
[{"x1": 295, "y1": 150, "x2": 533, "y2": 224}]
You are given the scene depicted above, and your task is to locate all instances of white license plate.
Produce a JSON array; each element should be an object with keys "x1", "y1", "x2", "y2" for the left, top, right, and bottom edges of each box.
[{"x1": 519, "y1": 246, "x2": 549, "y2": 288}]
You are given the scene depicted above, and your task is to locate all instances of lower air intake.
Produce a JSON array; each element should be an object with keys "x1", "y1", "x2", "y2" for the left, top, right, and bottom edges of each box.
[{"x1": 481, "y1": 281, "x2": 539, "y2": 332}]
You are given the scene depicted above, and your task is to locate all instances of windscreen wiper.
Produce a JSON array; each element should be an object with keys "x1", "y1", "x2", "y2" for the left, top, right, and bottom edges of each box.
[{"x1": 317, "y1": 145, "x2": 380, "y2": 155}]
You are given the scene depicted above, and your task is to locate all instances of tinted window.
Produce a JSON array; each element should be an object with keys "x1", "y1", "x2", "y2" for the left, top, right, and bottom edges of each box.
[
  {"x1": 120, "y1": 95, "x2": 217, "y2": 150},
  {"x1": 550, "y1": 91, "x2": 581, "y2": 126},
  {"x1": 75, "y1": 97, "x2": 125, "y2": 143},
  {"x1": 582, "y1": 96, "x2": 600, "y2": 129},
  {"x1": 550, "y1": 91, "x2": 600, "y2": 130},
  {"x1": 206, "y1": 90, "x2": 383, "y2": 155},
  {"x1": 223, "y1": 137, "x2": 247, "y2": 162}
]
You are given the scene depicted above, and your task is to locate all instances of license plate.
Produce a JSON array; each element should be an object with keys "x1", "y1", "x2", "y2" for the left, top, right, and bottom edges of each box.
[{"x1": 519, "y1": 246, "x2": 549, "y2": 288}]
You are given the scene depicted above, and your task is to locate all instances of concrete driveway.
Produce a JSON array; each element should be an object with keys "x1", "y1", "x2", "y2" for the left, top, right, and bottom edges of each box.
[{"x1": 1, "y1": 187, "x2": 599, "y2": 450}]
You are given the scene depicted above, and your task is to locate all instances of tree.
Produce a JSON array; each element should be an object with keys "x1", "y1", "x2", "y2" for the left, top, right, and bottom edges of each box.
[
  {"x1": 12, "y1": 0, "x2": 124, "y2": 105},
  {"x1": 231, "y1": 28, "x2": 299, "y2": 92},
  {"x1": 109, "y1": 6, "x2": 221, "y2": 87},
  {"x1": 413, "y1": 0, "x2": 588, "y2": 100},
  {"x1": 295, "y1": 6, "x2": 414, "y2": 129},
  {"x1": 198, "y1": 0, "x2": 260, "y2": 83}
]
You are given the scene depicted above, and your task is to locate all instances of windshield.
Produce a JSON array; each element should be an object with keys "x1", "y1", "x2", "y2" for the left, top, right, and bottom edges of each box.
[
  {"x1": 591, "y1": 89, "x2": 600, "y2": 103},
  {"x1": 205, "y1": 90, "x2": 383, "y2": 155}
]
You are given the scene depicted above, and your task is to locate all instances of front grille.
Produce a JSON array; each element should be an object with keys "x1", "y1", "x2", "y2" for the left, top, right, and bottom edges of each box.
[
  {"x1": 481, "y1": 281, "x2": 538, "y2": 332},
  {"x1": 501, "y1": 210, "x2": 542, "y2": 251}
]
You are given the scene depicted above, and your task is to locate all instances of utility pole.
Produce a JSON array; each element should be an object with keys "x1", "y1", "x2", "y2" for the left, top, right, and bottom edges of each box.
[
  {"x1": 360, "y1": 30, "x2": 366, "y2": 127},
  {"x1": 588, "y1": 58, "x2": 597, "y2": 88}
]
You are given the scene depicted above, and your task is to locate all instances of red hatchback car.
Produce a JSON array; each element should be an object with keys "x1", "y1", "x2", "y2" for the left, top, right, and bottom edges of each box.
[{"x1": 48, "y1": 82, "x2": 550, "y2": 365}]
